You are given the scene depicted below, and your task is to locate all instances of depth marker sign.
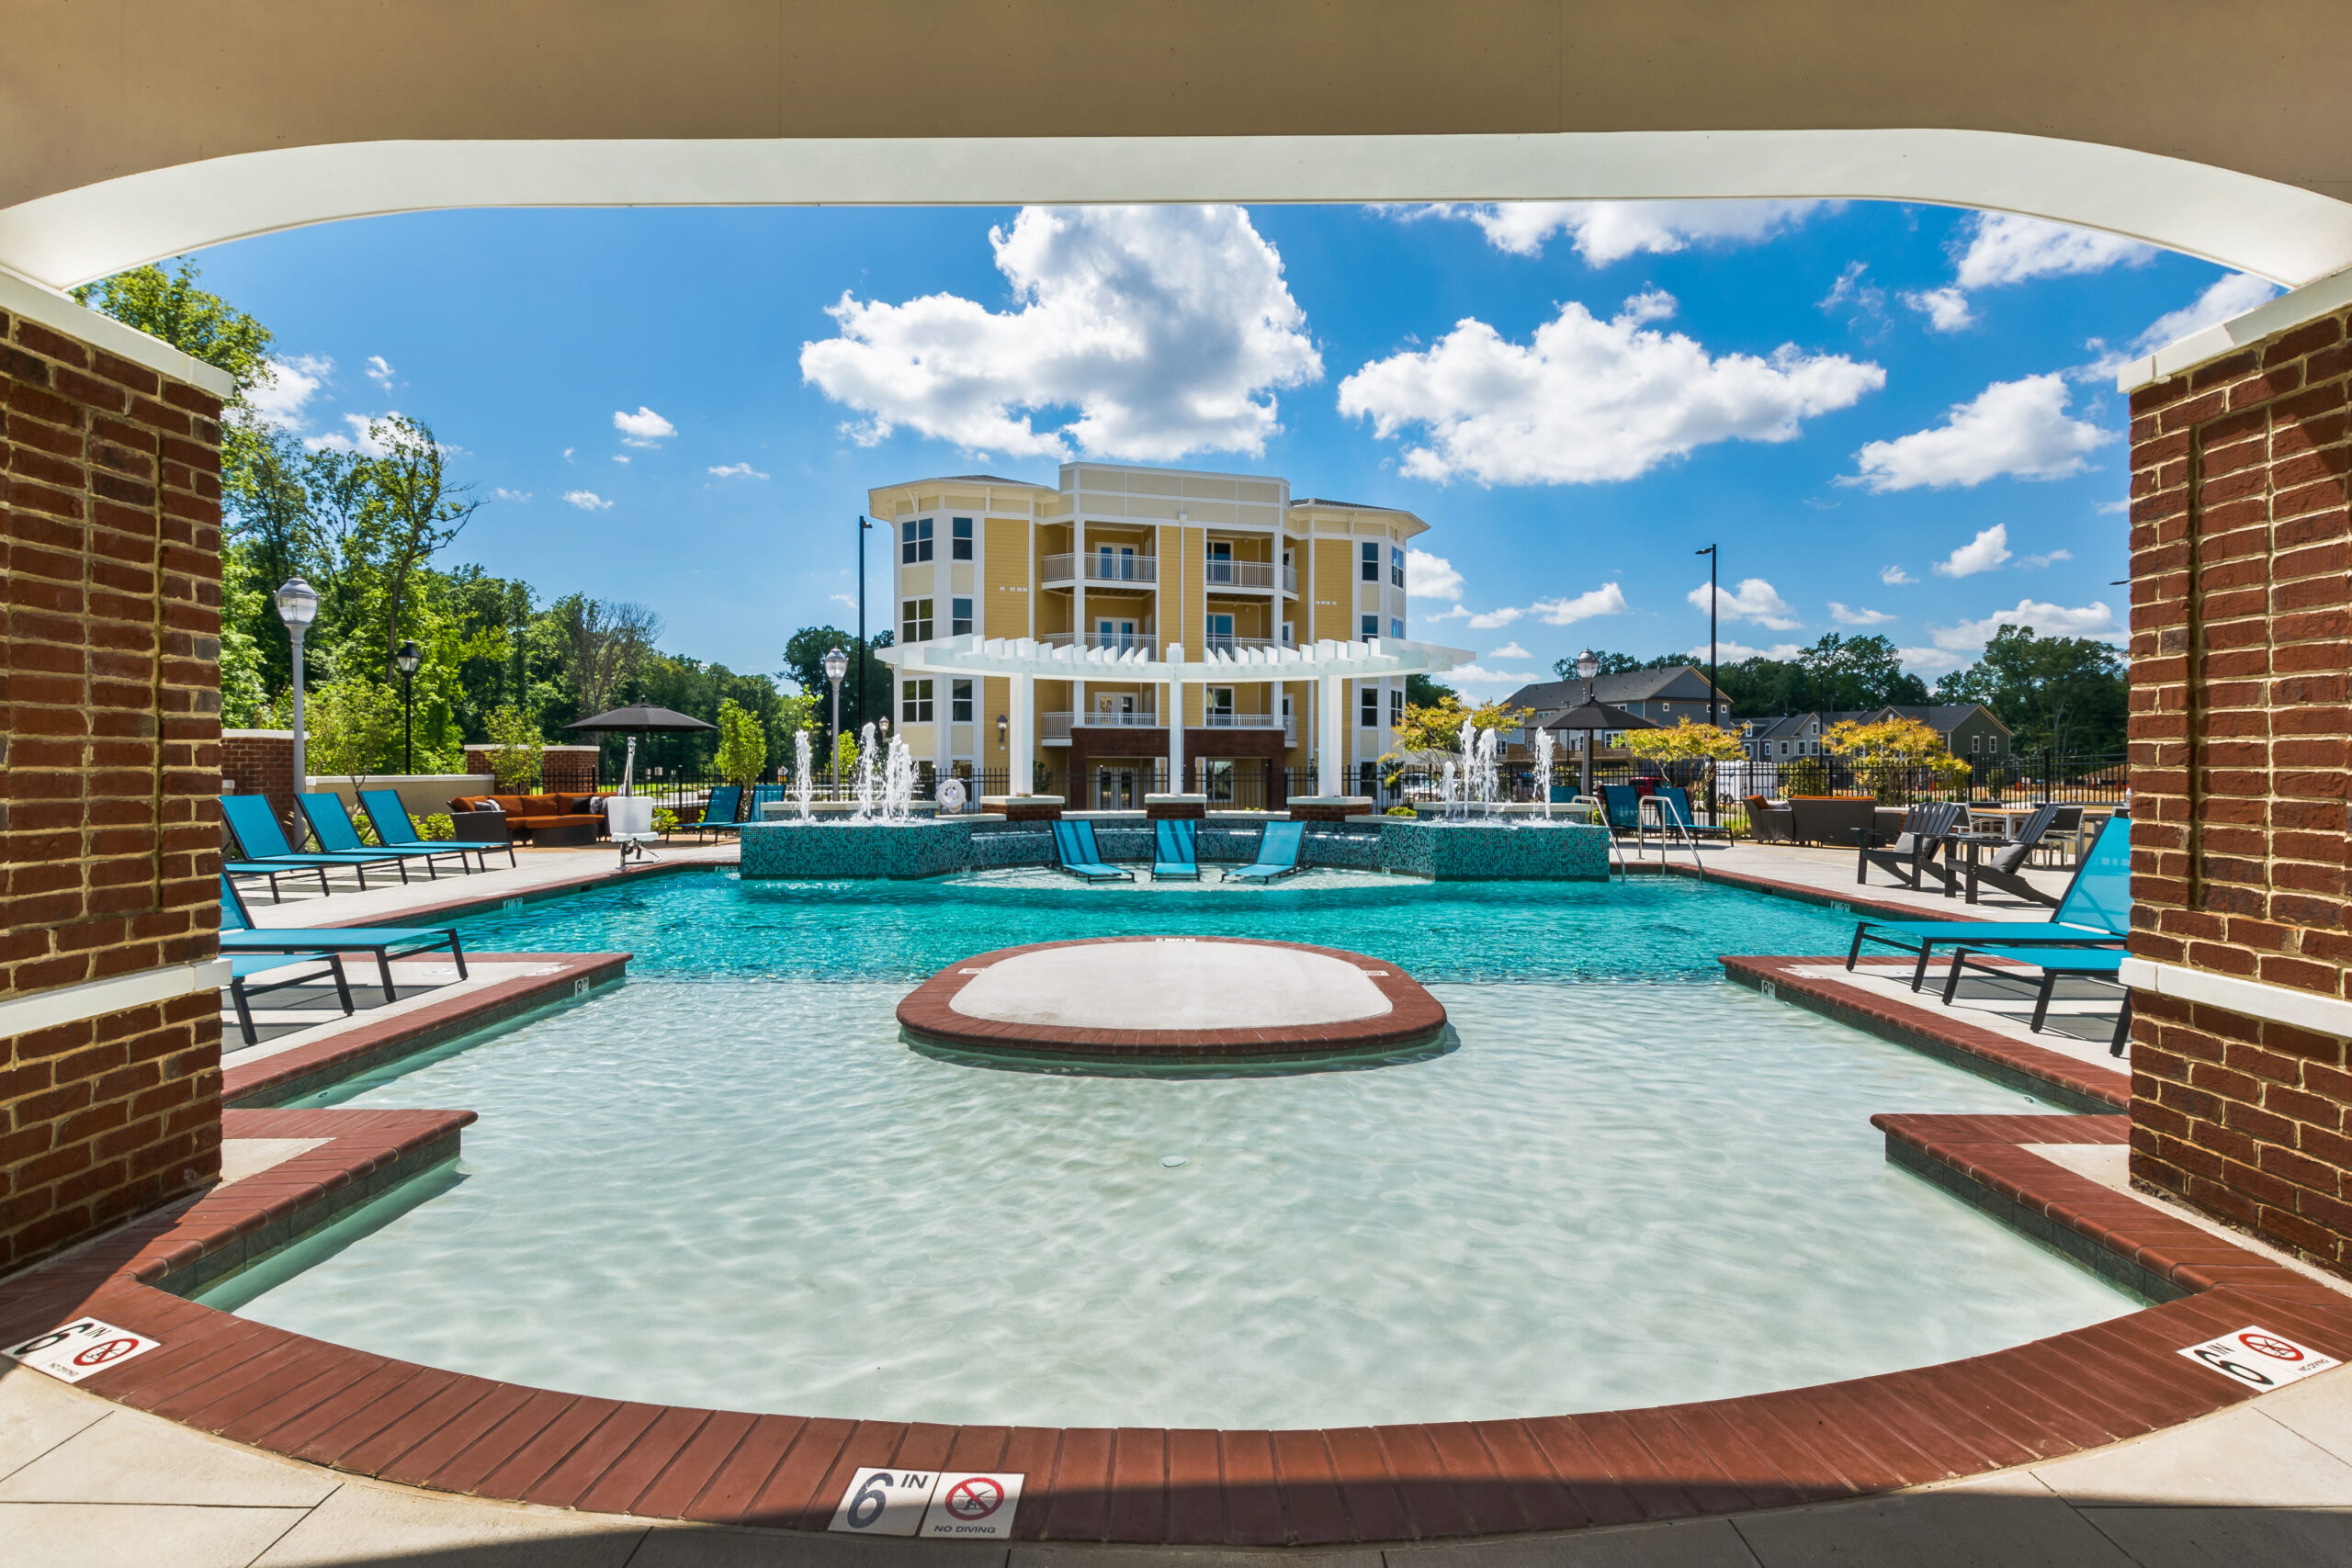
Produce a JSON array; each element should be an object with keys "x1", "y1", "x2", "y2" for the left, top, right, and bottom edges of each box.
[
  {"x1": 2178, "y1": 1325, "x2": 2340, "y2": 1390},
  {"x1": 828, "y1": 1468, "x2": 940, "y2": 1536},
  {"x1": 921, "y1": 1472, "x2": 1024, "y2": 1539},
  {"x1": 5, "y1": 1318, "x2": 162, "y2": 1383}
]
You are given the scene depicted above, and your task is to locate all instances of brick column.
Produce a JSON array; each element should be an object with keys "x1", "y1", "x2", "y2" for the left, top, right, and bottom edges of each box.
[
  {"x1": 2, "y1": 301, "x2": 226, "y2": 1272},
  {"x1": 220, "y1": 728, "x2": 295, "y2": 826},
  {"x1": 2126, "y1": 303, "x2": 2352, "y2": 1278}
]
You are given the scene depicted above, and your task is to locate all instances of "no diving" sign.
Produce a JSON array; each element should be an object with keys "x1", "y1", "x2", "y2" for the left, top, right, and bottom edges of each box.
[
  {"x1": 5, "y1": 1318, "x2": 163, "y2": 1384},
  {"x1": 2178, "y1": 1325, "x2": 2341, "y2": 1390},
  {"x1": 828, "y1": 1467, "x2": 1026, "y2": 1539}
]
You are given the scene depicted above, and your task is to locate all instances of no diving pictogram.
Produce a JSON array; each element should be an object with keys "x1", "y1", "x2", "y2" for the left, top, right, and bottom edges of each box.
[
  {"x1": 944, "y1": 1476, "x2": 1003, "y2": 1520},
  {"x1": 2179, "y1": 1324, "x2": 2339, "y2": 1390},
  {"x1": 73, "y1": 1338, "x2": 141, "y2": 1368},
  {"x1": 5, "y1": 1318, "x2": 163, "y2": 1384},
  {"x1": 919, "y1": 1471, "x2": 1026, "y2": 1539}
]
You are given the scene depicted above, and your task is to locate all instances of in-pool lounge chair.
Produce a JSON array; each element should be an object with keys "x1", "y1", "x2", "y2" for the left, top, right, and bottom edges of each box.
[
  {"x1": 679, "y1": 784, "x2": 745, "y2": 841},
  {"x1": 217, "y1": 874, "x2": 469, "y2": 998},
  {"x1": 1152, "y1": 818, "x2": 1202, "y2": 880},
  {"x1": 1960, "y1": 802, "x2": 2064, "y2": 907},
  {"x1": 1227, "y1": 819, "x2": 1306, "y2": 883},
  {"x1": 359, "y1": 790, "x2": 512, "y2": 871},
  {"x1": 299, "y1": 793, "x2": 480, "y2": 879},
  {"x1": 225, "y1": 952, "x2": 354, "y2": 1045},
  {"x1": 1050, "y1": 820, "x2": 1131, "y2": 882},
  {"x1": 220, "y1": 793, "x2": 410, "y2": 891},
  {"x1": 1848, "y1": 816, "x2": 2132, "y2": 991},
  {"x1": 1939, "y1": 943, "x2": 2132, "y2": 1055},
  {"x1": 1596, "y1": 785, "x2": 1644, "y2": 833},
  {"x1": 1856, "y1": 802, "x2": 1963, "y2": 893}
]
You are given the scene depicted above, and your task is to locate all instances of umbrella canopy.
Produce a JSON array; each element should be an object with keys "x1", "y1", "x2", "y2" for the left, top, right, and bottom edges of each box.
[
  {"x1": 1536, "y1": 701, "x2": 1657, "y2": 733},
  {"x1": 564, "y1": 705, "x2": 718, "y2": 734}
]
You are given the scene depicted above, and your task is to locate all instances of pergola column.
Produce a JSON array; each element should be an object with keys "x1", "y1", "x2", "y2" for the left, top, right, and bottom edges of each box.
[
  {"x1": 1317, "y1": 671, "x2": 1344, "y2": 795},
  {"x1": 1165, "y1": 642, "x2": 1185, "y2": 793},
  {"x1": 1010, "y1": 671, "x2": 1035, "y2": 793}
]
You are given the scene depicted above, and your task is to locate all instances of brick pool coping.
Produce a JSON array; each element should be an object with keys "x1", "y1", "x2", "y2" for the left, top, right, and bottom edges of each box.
[
  {"x1": 8, "y1": 1106, "x2": 2350, "y2": 1546},
  {"x1": 223, "y1": 952, "x2": 632, "y2": 1109},
  {"x1": 896, "y1": 937, "x2": 1449, "y2": 1060},
  {"x1": 1721, "y1": 954, "x2": 2128, "y2": 1114}
]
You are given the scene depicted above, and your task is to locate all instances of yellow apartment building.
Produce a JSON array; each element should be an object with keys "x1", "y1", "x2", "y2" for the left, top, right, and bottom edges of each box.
[{"x1": 872, "y1": 463, "x2": 1442, "y2": 808}]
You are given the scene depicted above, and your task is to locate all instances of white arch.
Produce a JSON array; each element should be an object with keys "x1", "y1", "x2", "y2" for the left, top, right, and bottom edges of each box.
[{"x1": 6, "y1": 130, "x2": 2352, "y2": 291}]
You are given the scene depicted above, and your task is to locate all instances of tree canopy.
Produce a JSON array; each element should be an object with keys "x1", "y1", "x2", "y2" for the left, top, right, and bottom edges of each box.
[{"x1": 1934, "y1": 624, "x2": 2127, "y2": 755}]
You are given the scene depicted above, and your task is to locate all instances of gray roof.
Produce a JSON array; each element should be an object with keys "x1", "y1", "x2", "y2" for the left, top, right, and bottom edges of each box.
[
  {"x1": 1503, "y1": 666, "x2": 1724, "y2": 713},
  {"x1": 1290, "y1": 496, "x2": 1409, "y2": 513},
  {"x1": 1744, "y1": 704, "x2": 2011, "y2": 739},
  {"x1": 878, "y1": 474, "x2": 1052, "y2": 491}
]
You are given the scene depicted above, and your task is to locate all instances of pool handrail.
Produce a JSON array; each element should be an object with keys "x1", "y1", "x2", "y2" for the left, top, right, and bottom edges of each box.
[
  {"x1": 1227, "y1": 818, "x2": 1306, "y2": 882},
  {"x1": 1152, "y1": 818, "x2": 1201, "y2": 880},
  {"x1": 1847, "y1": 816, "x2": 2132, "y2": 990}
]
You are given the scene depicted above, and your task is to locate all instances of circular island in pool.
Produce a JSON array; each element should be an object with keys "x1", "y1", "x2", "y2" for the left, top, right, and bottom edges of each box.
[{"x1": 897, "y1": 935, "x2": 1447, "y2": 1062}]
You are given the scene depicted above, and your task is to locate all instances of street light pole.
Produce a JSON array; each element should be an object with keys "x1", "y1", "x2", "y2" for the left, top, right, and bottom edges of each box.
[
  {"x1": 393, "y1": 639, "x2": 421, "y2": 774},
  {"x1": 823, "y1": 645, "x2": 848, "y2": 796},
  {"x1": 1696, "y1": 544, "x2": 1718, "y2": 730},
  {"x1": 855, "y1": 514, "x2": 876, "y2": 738},
  {"x1": 274, "y1": 578, "x2": 320, "y2": 833},
  {"x1": 1575, "y1": 646, "x2": 1599, "y2": 798}
]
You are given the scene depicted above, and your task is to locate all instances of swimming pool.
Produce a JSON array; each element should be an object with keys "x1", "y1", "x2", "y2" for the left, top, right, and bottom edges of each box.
[{"x1": 209, "y1": 871, "x2": 2136, "y2": 1428}]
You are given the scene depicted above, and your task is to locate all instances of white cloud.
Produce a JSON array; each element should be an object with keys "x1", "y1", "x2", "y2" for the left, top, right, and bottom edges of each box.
[
  {"x1": 563, "y1": 490, "x2": 614, "y2": 511},
  {"x1": 364, "y1": 355, "x2": 395, "y2": 390},
  {"x1": 614, "y1": 406, "x2": 676, "y2": 446},
  {"x1": 2095, "y1": 499, "x2": 2130, "y2": 515},
  {"x1": 1849, "y1": 374, "x2": 2107, "y2": 491},
  {"x1": 707, "y1": 462, "x2": 770, "y2": 479},
  {"x1": 1933, "y1": 525, "x2": 2014, "y2": 578},
  {"x1": 1399, "y1": 199, "x2": 1826, "y2": 265},
  {"x1": 1880, "y1": 565, "x2": 1918, "y2": 586},
  {"x1": 1828, "y1": 603, "x2": 1894, "y2": 626},
  {"x1": 1339, "y1": 289, "x2": 1883, "y2": 485},
  {"x1": 1465, "y1": 606, "x2": 1523, "y2": 629},
  {"x1": 562, "y1": 446, "x2": 576, "y2": 462},
  {"x1": 1445, "y1": 662, "x2": 1542, "y2": 686},
  {"x1": 1689, "y1": 576, "x2": 1803, "y2": 630},
  {"x1": 611, "y1": 454, "x2": 629, "y2": 464},
  {"x1": 2018, "y1": 548, "x2": 2073, "y2": 570},
  {"x1": 802, "y1": 205, "x2": 1321, "y2": 461},
  {"x1": 1951, "y1": 213, "x2": 2155, "y2": 291},
  {"x1": 302, "y1": 412, "x2": 401, "y2": 456},
  {"x1": 1902, "y1": 287, "x2": 1978, "y2": 333},
  {"x1": 1530, "y1": 583, "x2": 1629, "y2": 625},
  {"x1": 1898, "y1": 646, "x2": 1971, "y2": 676},
  {"x1": 492, "y1": 488, "x2": 531, "y2": 502},
  {"x1": 830, "y1": 592, "x2": 860, "y2": 612},
  {"x1": 245, "y1": 355, "x2": 333, "y2": 429},
  {"x1": 1928, "y1": 598, "x2": 2121, "y2": 655},
  {"x1": 1405, "y1": 547, "x2": 1464, "y2": 601},
  {"x1": 1488, "y1": 641, "x2": 1531, "y2": 660},
  {"x1": 2132, "y1": 272, "x2": 2281, "y2": 355},
  {"x1": 1695, "y1": 638, "x2": 1805, "y2": 662}
]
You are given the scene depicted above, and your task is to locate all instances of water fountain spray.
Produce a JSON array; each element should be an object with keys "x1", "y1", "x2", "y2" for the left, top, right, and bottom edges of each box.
[
  {"x1": 882, "y1": 736, "x2": 918, "y2": 822},
  {"x1": 1533, "y1": 728, "x2": 1555, "y2": 820},
  {"x1": 854, "y1": 722, "x2": 879, "y2": 820},
  {"x1": 793, "y1": 730, "x2": 815, "y2": 821}
]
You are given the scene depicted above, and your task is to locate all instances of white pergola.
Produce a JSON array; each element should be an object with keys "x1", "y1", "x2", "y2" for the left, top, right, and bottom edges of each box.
[{"x1": 879, "y1": 635, "x2": 1472, "y2": 797}]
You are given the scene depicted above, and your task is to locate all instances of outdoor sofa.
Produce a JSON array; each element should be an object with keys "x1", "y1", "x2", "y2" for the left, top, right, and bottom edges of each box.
[{"x1": 447, "y1": 792, "x2": 612, "y2": 846}]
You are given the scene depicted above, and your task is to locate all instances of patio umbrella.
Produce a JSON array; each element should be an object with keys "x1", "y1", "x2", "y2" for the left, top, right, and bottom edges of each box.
[
  {"x1": 565, "y1": 705, "x2": 718, "y2": 794},
  {"x1": 1536, "y1": 701, "x2": 1658, "y2": 798}
]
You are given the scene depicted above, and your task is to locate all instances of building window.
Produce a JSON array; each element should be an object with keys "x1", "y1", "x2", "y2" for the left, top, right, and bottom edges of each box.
[
  {"x1": 1205, "y1": 612, "x2": 1234, "y2": 651},
  {"x1": 1281, "y1": 620, "x2": 1295, "y2": 647},
  {"x1": 951, "y1": 517, "x2": 973, "y2": 560},
  {"x1": 901, "y1": 679, "x2": 933, "y2": 724},
  {"x1": 1358, "y1": 760, "x2": 1378, "y2": 795},
  {"x1": 950, "y1": 678, "x2": 973, "y2": 725},
  {"x1": 1389, "y1": 616, "x2": 1404, "y2": 638},
  {"x1": 1361, "y1": 541, "x2": 1380, "y2": 581},
  {"x1": 1390, "y1": 545, "x2": 1405, "y2": 588},
  {"x1": 1987, "y1": 735, "x2": 2000, "y2": 754},
  {"x1": 1361, "y1": 614, "x2": 1377, "y2": 641},
  {"x1": 950, "y1": 597, "x2": 973, "y2": 636},
  {"x1": 1971, "y1": 734, "x2": 1982, "y2": 754},
  {"x1": 1207, "y1": 685, "x2": 1235, "y2": 717},
  {"x1": 1361, "y1": 684, "x2": 1380, "y2": 727},
  {"x1": 1390, "y1": 688, "x2": 1404, "y2": 727},
  {"x1": 1203, "y1": 758, "x2": 1236, "y2": 803},
  {"x1": 901, "y1": 518, "x2": 933, "y2": 563},
  {"x1": 901, "y1": 597, "x2": 933, "y2": 642}
]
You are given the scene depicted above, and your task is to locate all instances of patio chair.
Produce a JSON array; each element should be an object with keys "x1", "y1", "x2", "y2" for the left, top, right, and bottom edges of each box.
[
  {"x1": 298, "y1": 793, "x2": 479, "y2": 879},
  {"x1": 1049, "y1": 820, "x2": 1131, "y2": 882},
  {"x1": 217, "y1": 874, "x2": 468, "y2": 998},
  {"x1": 744, "y1": 784, "x2": 784, "y2": 823},
  {"x1": 1227, "y1": 819, "x2": 1307, "y2": 883},
  {"x1": 1939, "y1": 942, "x2": 2133, "y2": 1055},
  {"x1": 225, "y1": 951, "x2": 354, "y2": 1046},
  {"x1": 1847, "y1": 817, "x2": 2132, "y2": 991},
  {"x1": 1652, "y1": 786, "x2": 1732, "y2": 840},
  {"x1": 678, "y1": 784, "x2": 745, "y2": 840},
  {"x1": 1961, "y1": 802, "x2": 2064, "y2": 907},
  {"x1": 358, "y1": 789, "x2": 511, "y2": 870},
  {"x1": 1855, "y1": 802, "x2": 1963, "y2": 892},
  {"x1": 1742, "y1": 794, "x2": 1794, "y2": 843},
  {"x1": 1152, "y1": 818, "x2": 1201, "y2": 880},
  {"x1": 1595, "y1": 785, "x2": 1644, "y2": 833},
  {"x1": 220, "y1": 793, "x2": 410, "y2": 890},
  {"x1": 220, "y1": 854, "x2": 332, "y2": 903}
]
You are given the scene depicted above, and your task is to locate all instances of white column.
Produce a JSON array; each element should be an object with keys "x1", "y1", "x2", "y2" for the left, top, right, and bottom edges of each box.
[
  {"x1": 1317, "y1": 671, "x2": 1343, "y2": 796},
  {"x1": 1011, "y1": 672, "x2": 1035, "y2": 794},
  {"x1": 1164, "y1": 642, "x2": 1185, "y2": 794}
]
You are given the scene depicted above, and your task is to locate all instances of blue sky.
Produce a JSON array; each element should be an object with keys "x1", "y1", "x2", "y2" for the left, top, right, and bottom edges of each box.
[{"x1": 196, "y1": 198, "x2": 2263, "y2": 693}]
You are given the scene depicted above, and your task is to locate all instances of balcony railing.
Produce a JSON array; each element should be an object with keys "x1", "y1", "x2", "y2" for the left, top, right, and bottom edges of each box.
[
  {"x1": 1203, "y1": 713, "x2": 1294, "y2": 739},
  {"x1": 1204, "y1": 558, "x2": 1277, "y2": 590},
  {"x1": 1040, "y1": 710, "x2": 1293, "y2": 743},
  {"x1": 1039, "y1": 631, "x2": 1158, "y2": 656},
  {"x1": 1043, "y1": 552, "x2": 1159, "y2": 586},
  {"x1": 1202, "y1": 633, "x2": 1281, "y2": 656}
]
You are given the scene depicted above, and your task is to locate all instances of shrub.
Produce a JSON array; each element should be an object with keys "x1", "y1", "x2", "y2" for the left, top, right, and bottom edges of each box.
[
  {"x1": 417, "y1": 812, "x2": 455, "y2": 841},
  {"x1": 1782, "y1": 756, "x2": 1830, "y2": 795},
  {"x1": 1385, "y1": 804, "x2": 1418, "y2": 817},
  {"x1": 485, "y1": 703, "x2": 546, "y2": 791},
  {"x1": 652, "y1": 807, "x2": 678, "y2": 834}
]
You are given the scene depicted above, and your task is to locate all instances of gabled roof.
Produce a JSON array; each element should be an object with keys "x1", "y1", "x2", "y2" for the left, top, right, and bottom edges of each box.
[{"x1": 1502, "y1": 665, "x2": 1724, "y2": 713}]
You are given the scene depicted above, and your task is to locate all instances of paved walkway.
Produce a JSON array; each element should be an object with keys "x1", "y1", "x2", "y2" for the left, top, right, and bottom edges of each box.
[
  {"x1": 1683, "y1": 840, "x2": 2075, "y2": 918},
  {"x1": 239, "y1": 841, "x2": 739, "y2": 931}
]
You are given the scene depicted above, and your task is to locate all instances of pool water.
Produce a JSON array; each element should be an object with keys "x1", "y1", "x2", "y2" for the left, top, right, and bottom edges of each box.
[{"x1": 209, "y1": 872, "x2": 2136, "y2": 1428}]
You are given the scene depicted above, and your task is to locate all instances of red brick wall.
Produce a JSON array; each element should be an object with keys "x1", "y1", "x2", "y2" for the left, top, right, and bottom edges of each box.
[
  {"x1": 3, "y1": 305, "x2": 225, "y2": 1272},
  {"x1": 2127, "y1": 303, "x2": 2352, "y2": 1277},
  {"x1": 220, "y1": 729, "x2": 294, "y2": 829},
  {"x1": 461, "y1": 744, "x2": 599, "y2": 792}
]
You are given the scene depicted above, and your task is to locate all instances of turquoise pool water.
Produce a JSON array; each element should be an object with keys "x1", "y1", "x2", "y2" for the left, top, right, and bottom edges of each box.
[{"x1": 211, "y1": 871, "x2": 2137, "y2": 1428}]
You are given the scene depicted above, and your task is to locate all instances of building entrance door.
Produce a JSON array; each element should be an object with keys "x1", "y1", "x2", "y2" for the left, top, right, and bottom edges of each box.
[{"x1": 1094, "y1": 766, "x2": 1139, "y2": 810}]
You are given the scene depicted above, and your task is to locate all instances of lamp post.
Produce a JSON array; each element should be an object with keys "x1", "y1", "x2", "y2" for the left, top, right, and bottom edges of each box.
[
  {"x1": 822, "y1": 644, "x2": 848, "y2": 795},
  {"x1": 275, "y1": 579, "x2": 320, "y2": 821},
  {"x1": 1575, "y1": 646, "x2": 1600, "y2": 797},
  {"x1": 1696, "y1": 542, "x2": 1719, "y2": 825},
  {"x1": 392, "y1": 639, "x2": 421, "y2": 774},
  {"x1": 855, "y1": 514, "x2": 876, "y2": 736}
]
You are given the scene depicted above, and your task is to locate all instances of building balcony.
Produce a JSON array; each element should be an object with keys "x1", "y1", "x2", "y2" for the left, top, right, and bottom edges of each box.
[
  {"x1": 1203, "y1": 633, "x2": 1282, "y2": 656},
  {"x1": 1204, "y1": 712, "x2": 1295, "y2": 741},
  {"x1": 1203, "y1": 558, "x2": 1278, "y2": 591},
  {"x1": 1043, "y1": 552, "x2": 1159, "y2": 588},
  {"x1": 1039, "y1": 710, "x2": 1295, "y2": 745}
]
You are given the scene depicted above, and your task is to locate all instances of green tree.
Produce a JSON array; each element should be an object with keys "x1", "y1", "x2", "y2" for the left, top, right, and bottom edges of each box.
[
  {"x1": 356, "y1": 415, "x2": 479, "y2": 664},
  {"x1": 714, "y1": 696, "x2": 768, "y2": 785},
  {"x1": 1712, "y1": 633, "x2": 1928, "y2": 717},
  {"x1": 300, "y1": 676, "x2": 406, "y2": 784},
  {"x1": 482, "y1": 703, "x2": 546, "y2": 790},
  {"x1": 781, "y1": 625, "x2": 895, "y2": 724},
  {"x1": 1552, "y1": 649, "x2": 1691, "y2": 681},
  {"x1": 1405, "y1": 672, "x2": 1457, "y2": 706},
  {"x1": 1934, "y1": 625, "x2": 2127, "y2": 754}
]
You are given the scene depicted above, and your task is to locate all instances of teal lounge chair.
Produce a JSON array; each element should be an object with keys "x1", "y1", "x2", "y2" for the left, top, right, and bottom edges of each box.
[
  {"x1": 221, "y1": 855, "x2": 331, "y2": 903},
  {"x1": 1652, "y1": 785, "x2": 1732, "y2": 840},
  {"x1": 217, "y1": 874, "x2": 468, "y2": 998},
  {"x1": 1152, "y1": 818, "x2": 1201, "y2": 880},
  {"x1": 220, "y1": 793, "x2": 410, "y2": 889},
  {"x1": 358, "y1": 789, "x2": 511, "y2": 870},
  {"x1": 1049, "y1": 820, "x2": 1130, "y2": 882},
  {"x1": 680, "y1": 784, "x2": 745, "y2": 840},
  {"x1": 1940, "y1": 943, "x2": 2132, "y2": 1055},
  {"x1": 1227, "y1": 819, "x2": 1306, "y2": 883},
  {"x1": 745, "y1": 784, "x2": 784, "y2": 822},
  {"x1": 1849, "y1": 816, "x2": 2131, "y2": 991},
  {"x1": 1596, "y1": 785, "x2": 1643, "y2": 831},
  {"x1": 299, "y1": 793, "x2": 479, "y2": 879},
  {"x1": 226, "y1": 952, "x2": 353, "y2": 1045}
]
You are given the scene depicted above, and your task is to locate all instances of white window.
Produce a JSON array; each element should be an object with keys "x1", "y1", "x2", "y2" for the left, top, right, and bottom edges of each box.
[
  {"x1": 1204, "y1": 612, "x2": 1234, "y2": 651},
  {"x1": 900, "y1": 518, "x2": 933, "y2": 563},
  {"x1": 1389, "y1": 616, "x2": 1404, "y2": 638},
  {"x1": 1389, "y1": 688, "x2": 1404, "y2": 727},
  {"x1": 950, "y1": 517, "x2": 973, "y2": 561},
  {"x1": 1390, "y1": 545, "x2": 1405, "y2": 588},
  {"x1": 1361, "y1": 684, "x2": 1381, "y2": 727},
  {"x1": 950, "y1": 678, "x2": 973, "y2": 725},
  {"x1": 900, "y1": 598, "x2": 933, "y2": 642},
  {"x1": 1361, "y1": 614, "x2": 1377, "y2": 641},
  {"x1": 1280, "y1": 620, "x2": 1295, "y2": 647},
  {"x1": 950, "y1": 597, "x2": 973, "y2": 636},
  {"x1": 1207, "y1": 686, "x2": 1234, "y2": 717},
  {"x1": 1361, "y1": 541, "x2": 1380, "y2": 581},
  {"x1": 901, "y1": 679, "x2": 933, "y2": 724},
  {"x1": 1987, "y1": 735, "x2": 2001, "y2": 754},
  {"x1": 1971, "y1": 734, "x2": 1982, "y2": 754}
]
